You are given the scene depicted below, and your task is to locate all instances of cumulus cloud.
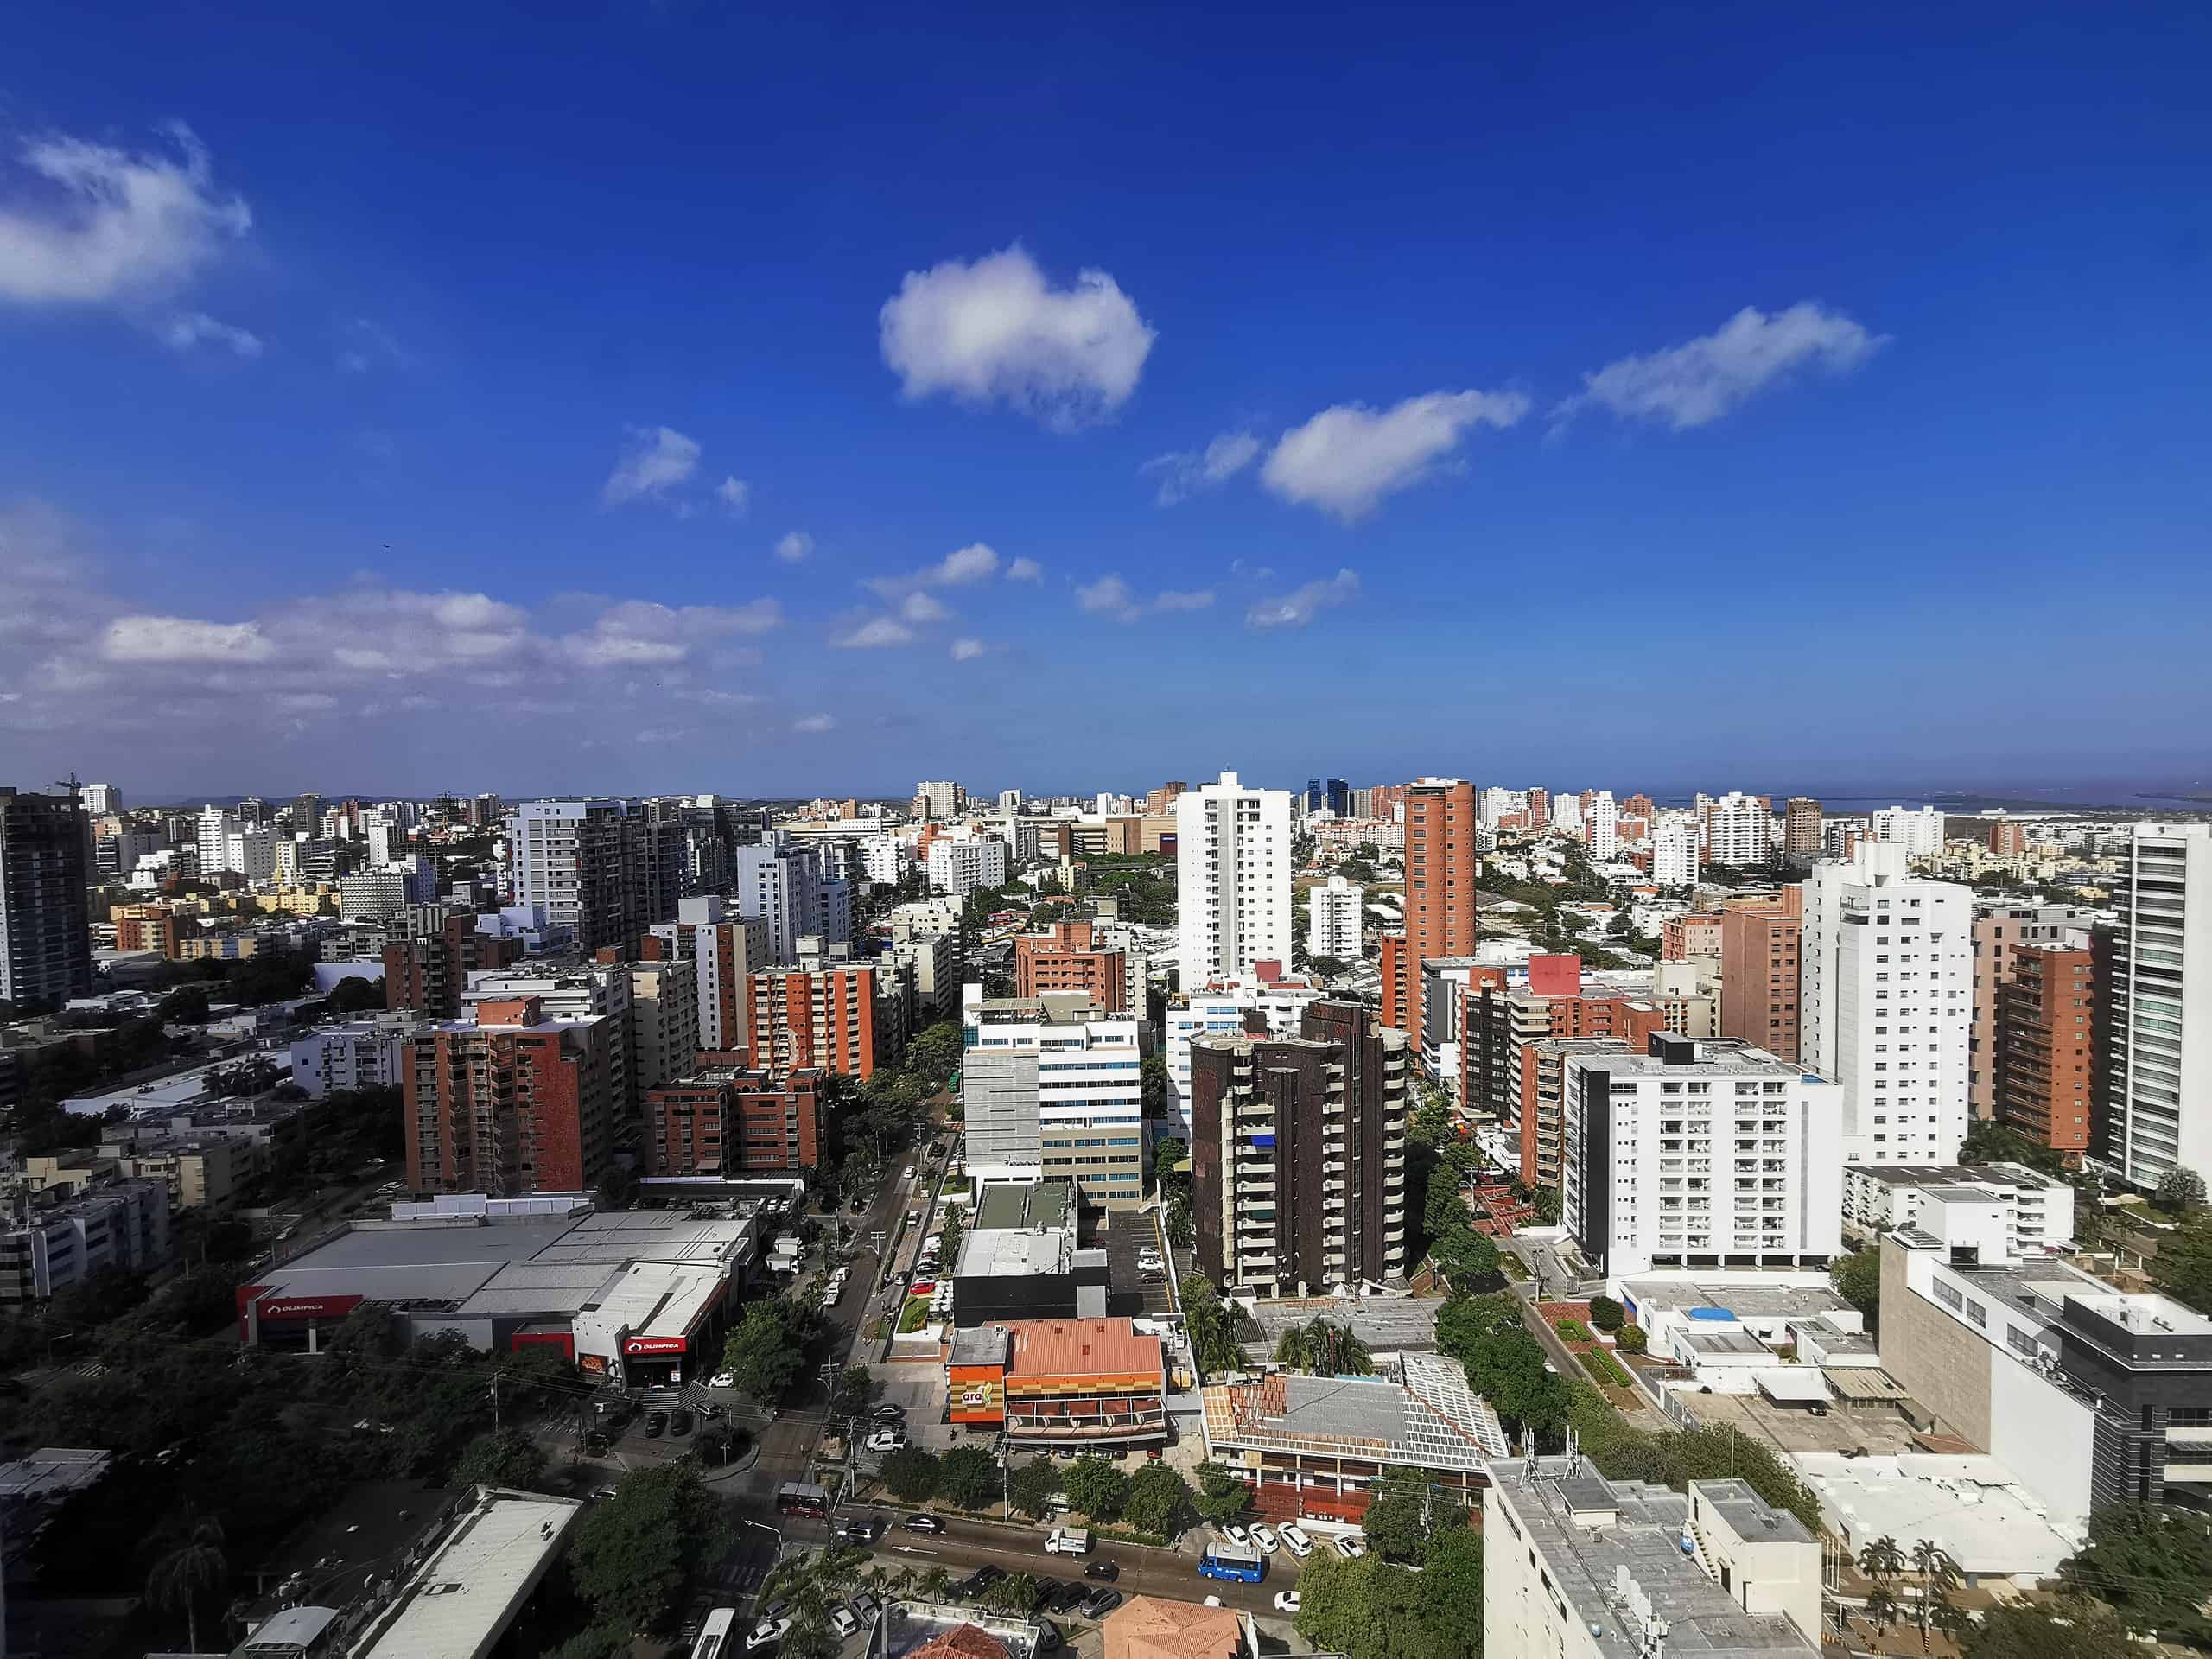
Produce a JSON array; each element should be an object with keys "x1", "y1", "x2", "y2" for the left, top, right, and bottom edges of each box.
[
  {"x1": 1076, "y1": 575, "x2": 1211, "y2": 622},
  {"x1": 878, "y1": 245, "x2": 1154, "y2": 430},
  {"x1": 793, "y1": 713, "x2": 837, "y2": 733},
  {"x1": 863, "y1": 541, "x2": 1003, "y2": 601},
  {"x1": 0, "y1": 123, "x2": 251, "y2": 307},
  {"x1": 835, "y1": 616, "x2": 918, "y2": 649},
  {"x1": 103, "y1": 614, "x2": 273, "y2": 662},
  {"x1": 602, "y1": 425, "x2": 702, "y2": 507},
  {"x1": 899, "y1": 591, "x2": 952, "y2": 625},
  {"x1": 563, "y1": 597, "x2": 782, "y2": 666},
  {"x1": 1006, "y1": 556, "x2": 1042, "y2": 582},
  {"x1": 715, "y1": 475, "x2": 750, "y2": 516},
  {"x1": 775, "y1": 531, "x2": 813, "y2": 564},
  {"x1": 1559, "y1": 302, "x2": 1886, "y2": 430},
  {"x1": 1248, "y1": 568, "x2": 1361, "y2": 631},
  {"x1": 1142, "y1": 430, "x2": 1261, "y2": 505},
  {"x1": 337, "y1": 317, "x2": 411, "y2": 374},
  {"x1": 1262, "y1": 391, "x2": 1529, "y2": 521},
  {"x1": 162, "y1": 311, "x2": 262, "y2": 357},
  {"x1": 950, "y1": 638, "x2": 985, "y2": 661}
]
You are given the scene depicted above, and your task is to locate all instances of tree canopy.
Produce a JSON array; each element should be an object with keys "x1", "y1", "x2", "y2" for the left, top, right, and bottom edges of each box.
[
  {"x1": 451, "y1": 1427, "x2": 546, "y2": 1491},
  {"x1": 1294, "y1": 1513, "x2": 1483, "y2": 1659},
  {"x1": 1122, "y1": 1463, "x2": 1193, "y2": 1537},
  {"x1": 720, "y1": 1300, "x2": 810, "y2": 1404},
  {"x1": 1830, "y1": 1249, "x2": 1881, "y2": 1330},
  {"x1": 938, "y1": 1445, "x2": 1001, "y2": 1510},
  {"x1": 1064, "y1": 1453, "x2": 1130, "y2": 1521},
  {"x1": 2063, "y1": 1503, "x2": 2212, "y2": 1644},
  {"x1": 568, "y1": 1463, "x2": 730, "y2": 1634}
]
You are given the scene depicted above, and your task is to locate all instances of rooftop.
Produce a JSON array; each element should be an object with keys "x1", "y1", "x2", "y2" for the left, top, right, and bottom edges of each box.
[
  {"x1": 353, "y1": 1488, "x2": 582, "y2": 1659},
  {"x1": 973, "y1": 1180, "x2": 1072, "y2": 1232},
  {"x1": 1796, "y1": 1452, "x2": 2081, "y2": 1576},
  {"x1": 1102, "y1": 1595, "x2": 1243, "y2": 1659},
  {"x1": 0, "y1": 1448, "x2": 110, "y2": 1503},
  {"x1": 1623, "y1": 1278, "x2": 1853, "y2": 1322},
  {"x1": 1008, "y1": 1319, "x2": 1164, "y2": 1381},
  {"x1": 1847, "y1": 1161, "x2": 2070, "y2": 1193},
  {"x1": 1201, "y1": 1351, "x2": 1506, "y2": 1473},
  {"x1": 1490, "y1": 1464, "x2": 1818, "y2": 1659}
]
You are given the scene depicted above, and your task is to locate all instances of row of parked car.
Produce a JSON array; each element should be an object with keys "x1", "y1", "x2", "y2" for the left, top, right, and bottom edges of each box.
[{"x1": 1217, "y1": 1519, "x2": 1365, "y2": 1560}]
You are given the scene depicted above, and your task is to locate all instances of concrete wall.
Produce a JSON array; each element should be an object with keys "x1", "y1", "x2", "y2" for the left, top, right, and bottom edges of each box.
[
  {"x1": 1988, "y1": 1343, "x2": 2096, "y2": 1525},
  {"x1": 1878, "y1": 1239, "x2": 1993, "y2": 1448}
]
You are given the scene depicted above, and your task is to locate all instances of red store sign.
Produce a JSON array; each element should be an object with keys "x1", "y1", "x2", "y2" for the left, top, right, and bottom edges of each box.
[{"x1": 623, "y1": 1335, "x2": 688, "y2": 1357}]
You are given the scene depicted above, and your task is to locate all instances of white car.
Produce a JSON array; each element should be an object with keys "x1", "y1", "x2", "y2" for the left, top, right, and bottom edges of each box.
[
  {"x1": 1273, "y1": 1592, "x2": 1301, "y2": 1614},
  {"x1": 1220, "y1": 1522, "x2": 1251, "y2": 1548},
  {"x1": 1250, "y1": 1524, "x2": 1281, "y2": 1554},
  {"x1": 709, "y1": 1371, "x2": 736, "y2": 1389},
  {"x1": 1280, "y1": 1523, "x2": 1314, "y2": 1558},
  {"x1": 745, "y1": 1617, "x2": 790, "y2": 1650},
  {"x1": 867, "y1": 1428, "x2": 906, "y2": 1452},
  {"x1": 903, "y1": 1166, "x2": 918, "y2": 1179},
  {"x1": 828, "y1": 1608, "x2": 859, "y2": 1638},
  {"x1": 1331, "y1": 1534, "x2": 1368, "y2": 1560}
]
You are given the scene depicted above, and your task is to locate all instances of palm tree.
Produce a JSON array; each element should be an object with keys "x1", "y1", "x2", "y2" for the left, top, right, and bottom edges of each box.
[
  {"x1": 146, "y1": 1510, "x2": 227, "y2": 1654},
  {"x1": 1859, "y1": 1534, "x2": 1905, "y2": 1584},
  {"x1": 1863, "y1": 1586, "x2": 1899, "y2": 1649},
  {"x1": 1910, "y1": 1541, "x2": 1960, "y2": 1649},
  {"x1": 1927, "y1": 1596, "x2": 1973, "y2": 1651}
]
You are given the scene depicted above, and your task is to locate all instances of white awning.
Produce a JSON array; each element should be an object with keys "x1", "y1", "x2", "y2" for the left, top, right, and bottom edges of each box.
[{"x1": 1755, "y1": 1369, "x2": 1831, "y2": 1405}]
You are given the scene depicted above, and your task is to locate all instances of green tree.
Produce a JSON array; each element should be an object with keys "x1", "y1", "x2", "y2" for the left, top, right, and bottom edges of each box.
[
  {"x1": 938, "y1": 1445, "x2": 1001, "y2": 1510},
  {"x1": 568, "y1": 1463, "x2": 731, "y2": 1634},
  {"x1": 1007, "y1": 1458, "x2": 1061, "y2": 1520},
  {"x1": 2157, "y1": 1166, "x2": 2208, "y2": 1214},
  {"x1": 1962, "y1": 1604, "x2": 2134, "y2": 1659},
  {"x1": 1141, "y1": 1054, "x2": 1173, "y2": 1120},
  {"x1": 1152, "y1": 1136, "x2": 1189, "y2": 1191},
  {"x1": 2063, "y1": 1502, "x2": 2212, "y2": 1644},
  {"x1": 1192, "y1": 1462, "x2": 1250, "y2": 1526},
  {"x1": 1359, "y1": 1468, "x2": 1433, "y2": 1563},
  {"x1": 1179, "y1": 1274, "x2": 1245, "y2": 1376},
  {"x1": 1122, "y1": 1463, "x2": 1192, "y2": 1537},
  {"x1": 451, "y1": 1427, "x2": 546, "y2": 1491},
  {"x1": 145, "y1": 1508, "x2": 226, "y2": 1655},
  {"x1": 1910, "y1": 1539, "x2": 1961, "y2": 1648},
  {"x1": 326, "y1": 975, "x2": 387, "y2": 1014},
  {"x1": 1616, "y1": 1322, "x2": 1648, "y2": 1355},
  {"x1": 1586, "y1": 1295, "x2": 1624, "y2": 1332},
  {"x1": 721, "y1": 1300, "x2": 808, "y2": 1404},
  {"x1": 1831, "y1": 1249, "x2": 1882, "y2": 1330},
  {"x1": 980, "y1": 1573, "x2": 1037, "y2": 1616},
  {"x1": 551, "y1": 1622, "x2": 635, "y2": 1659},
  {"x1": 880, "y1": 1446, "x2": 941, "y2": 1503},
  {"x1": 1064, "y1": 1453, "x2": 1130, "y2": 1521},
  {"x1": 2152, "y1": 1208, "x2": 2212, "y2": 1313},
  {"x1": 1531, "y1": 1185, "x2": 1563, "y2": 1225}
]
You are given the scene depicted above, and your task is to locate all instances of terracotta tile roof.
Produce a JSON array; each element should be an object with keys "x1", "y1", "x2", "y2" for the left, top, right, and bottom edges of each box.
[
  {"x1": 1007, "y1": 1318, "x2": 1164, "y2": 1382},
  {"x1": 1103, "y1": 1596, "x2": 1243, "y2": 1659},
  {"x1": 911, "y1": 1624, "x2": 1009, "y2": 1659}
]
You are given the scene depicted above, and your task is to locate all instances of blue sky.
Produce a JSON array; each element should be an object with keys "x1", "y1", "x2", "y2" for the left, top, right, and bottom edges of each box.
[{"x1": 3, "y1": 1, "x2": 2208, "y2": 802}]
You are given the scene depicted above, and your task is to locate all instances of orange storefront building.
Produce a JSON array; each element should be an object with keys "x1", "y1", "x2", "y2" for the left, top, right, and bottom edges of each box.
[{"x1": 946, "y1": 1317, "x2": 1168, "y2": 1446}]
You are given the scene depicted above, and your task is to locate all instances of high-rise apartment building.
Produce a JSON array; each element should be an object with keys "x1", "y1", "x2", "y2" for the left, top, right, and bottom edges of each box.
[
  {"x1": 645, "y1": 895, "x2": 771, "y2": 1053},
  {"x1": 747, "y1": 954, "x2": 906, "y2": 1080},
  {"x1": 1189, "y1": 1000, "x2": 1409, "y2": 1294},
  {"x1": 1175, "y1": 771, "x2": 1293, "y2": 983},
  {"x1": 195, "y1": 806, "x2": 235, "y2": 876},
  {"x1": 1872, "y1": 804, "x2": 1947, "y2": 861},
  {"x1": 1801, "y1": 842, "x2": 1973, "y2": 1166},
  {"x1": 1379, "y1": 778, "x2": 1478, "y2": 1060},
  {"x1": 1564, "y1": 1033, "x2": 1844, "y2": 1277},
  {"x1": 1703, "y1": 791, "x2": 1771, "y2": 868},
  {"x1": 626, "y1": 958, "x2": 702, "y2": 1096},
  {"x1": 1014, "y1": 918, "x2": 1128, "y2": 1012},
  {"x1": 961, "y1": 988, "x2": 1145, "y2": 1205},
  {"x1": 383, "y1": 908, "x2": 526, "y2": 1019},
  {"x1": 1969, "y1": 901, "x2": 2095, "y2": 1122},
  {"x1": 1302, "y1": 777, "x2": 1351, "y2": 817},
  {"x1": 505, "y1": 798, "x2": 653, "y2": 956},
  {"x1": 461, "y1": 961, "x2": 635, "y2": 1109},
  {"x1": 1782, "y1": 796, "x2": 1824, "y2": 861},
  {"x1": 645, "y1": 1065, "x2": 823, "y2": 1177},
  {"x1": 2104, "y1": 823, "x2": 2212, "y2": 1190},
  {"x1": 80, "y1": 784, "x2": 120, "y2": 816},
  {"x1": 734, "y1": 834, "x2": 852, "y2": 964},
  {"x1": 1996, "y1": 937, "x2": 2095, "y2": 1161},
  {"x1": 1586, "y1": 790, "x2": 1619, "y2": 860},
  {"x1": 0, "y1": 787, "x2": 93, "y2": 1010},
  {"x1": 1650, "y1": 814, "x2": 1700, "y2": 888},
  {"x1": 401, "y1": 996, "x2": 614, "y2": 1197},
  {"x1": 925, "y1": 834, "x2": 1009, "y2": 899},
  {"x1": 1718, "y1": 888, "x2": 1803, "y2": 1063},
  {"x1": 915, "y1": 780, "x2": 963, "y2": 821},
  {"x1": 1306, "y1": 874, "x2": 1363, "y2": 962}
]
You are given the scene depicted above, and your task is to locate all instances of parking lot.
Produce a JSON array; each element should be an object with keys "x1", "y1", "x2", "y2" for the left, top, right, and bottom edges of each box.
[{"x1": 1098, "y1": 1208, "x2": 1177, "y2": 1319}]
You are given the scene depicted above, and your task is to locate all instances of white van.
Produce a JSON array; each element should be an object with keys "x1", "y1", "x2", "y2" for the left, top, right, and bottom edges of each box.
[{"x1": 1044, "y1": 1526, "x2": 1092, "y2": 1555}]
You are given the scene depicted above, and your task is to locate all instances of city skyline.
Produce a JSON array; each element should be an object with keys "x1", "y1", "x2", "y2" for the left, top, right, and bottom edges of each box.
[{"x1": 4, "y1": 3, "x2": 2209, "y2": 796}]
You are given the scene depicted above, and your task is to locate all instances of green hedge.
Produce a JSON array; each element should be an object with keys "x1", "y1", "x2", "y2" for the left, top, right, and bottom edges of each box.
[
  {"x1": 1580, "y1": 1347, "x2": 1633, "y2": 1389},
  {"x1": 1553, "y1": 1318, "x2": 1591, "y2": 1343},
  {"x1": 897, "y1": 1297, "x2": 932, "y2": 1333}
]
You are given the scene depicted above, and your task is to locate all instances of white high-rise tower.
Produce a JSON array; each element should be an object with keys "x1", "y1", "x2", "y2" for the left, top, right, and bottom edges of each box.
[{"x1": 1176, "y1": 771, "x2": 1293, "y2": 982}]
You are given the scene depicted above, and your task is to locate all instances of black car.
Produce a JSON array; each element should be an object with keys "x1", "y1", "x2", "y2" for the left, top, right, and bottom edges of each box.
[
  {"x1": 1036, "y1": 1621, "x2": 1063, "y2": 1653},
  {"x1": 1078, "y1": 1588, "x2": 1122, "y2": 1620},
  {"x1": 1083, "y1": 1560, "x2": 1119, "y2": 1582},
  {"x1": 643, "y1": 1410, "x2": 668, "y2": 1439},
  {"x1": 1046, "y1": 1582, "x2": 1090, "y2": 1614},
  {"x1": 872, "y1": 1404, "x2": 906, "y2": 1424},
  {"x1": 836, "y1": 1516, "x2": 877, "y2": 1543},
  {"x1": 669, "y1": 1409, "x2": 694, "y2": 1438},
  {"x1": 1033, "y1": 1580, "x2": 1064, "y2": 1611},
  {"x1": 902, "y1": 1513, "x2": 945, "y2": 1535}
]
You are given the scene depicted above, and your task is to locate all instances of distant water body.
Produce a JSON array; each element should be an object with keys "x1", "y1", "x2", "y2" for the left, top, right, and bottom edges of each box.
[{"x1": 1647, "y1": 782, "x2": 2212, "y2": 814}]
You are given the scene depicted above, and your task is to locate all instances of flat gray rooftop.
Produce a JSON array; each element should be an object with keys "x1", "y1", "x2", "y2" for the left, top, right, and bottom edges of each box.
[
  {"x1": 1624, "y1": 1278, "x2": 1851, "y2": 1321},
  {"x1": 974, "y1": 1180, "x2": 1071, "y2": 1231}
]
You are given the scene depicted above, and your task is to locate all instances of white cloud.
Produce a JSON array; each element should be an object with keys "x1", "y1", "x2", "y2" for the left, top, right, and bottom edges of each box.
[
  {"x1": 835, "y1": 616, "x2": 917, "y2": 649},
  {"x1": 103, "y1": 614, "x2": 273, "y2": 662},
  {"x1": 775, "y1": 531, "x2": 813, "y2": 563},
  {"x1": 1154, "y1": 589, "x2": 1216, "y2": 612},
  {"x1": 794, "y1": 713, "x2": 837, "y2": 733},
  {"x1": 863, "y1": 541, "x2": 1003, "y2": 601},
  {"x1": 1262, "y1": 391, "x2": 1529, "y2": 521},
  {"x1": 1248, "y1": 568, "x2": 1361, "y2": 631},
  {"x1": 878, "y1": 245, "x2": 1154, "y2": 430},
  {"x1": 899, "y1": 591, "x2": 952, "y2": 624},
  {"x1": 1006, "y1": 556, "x2": 1042, "y2": 582},
  {"x1": 715, "y1": 475, "x2": 750, "y2": 516},
  {"x1": 1075, "y1": 575, "x2": 1211, "y2": 622},
  {"x1": 564, "y1": 596, "x2": 783, "y2": 666},
  {"x1": 162, "y1": 311, "x2": 262, "y2": 357},
  {"x1": 1076, "y1": 574, "x2": 1141, "y2": 622},
  {"x1": 0, "y1": 123, "x2": 251, "y2": 306},
  {"x1": 1143, "y1": 429, "x2": 1261, "y2": 505},
  {"x1": 950, "y1": 638, "x2": 985, "y2": 661},
  {"x1": 1560, "y1": 302, "x2": 1886, "y2": 430},
  {"x1": 602, "y1": 425, "x2": 702, "y2": 506}
]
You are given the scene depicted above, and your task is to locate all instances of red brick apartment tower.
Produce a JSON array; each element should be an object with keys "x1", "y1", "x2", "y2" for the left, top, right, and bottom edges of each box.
[
  {"x1": 1386, "y1": 779, "x2": 1478, "y2": 1058},
  {"x1": 646, "y1": 1066, "x2": 826, "y2": 1175},
  {"x1": 1717, "y1": 889, "x2": 1802, "y2": 1063},
  {"x1": 1998, "y1": 940, "x2": 2095, "y2": 1162},
  {"x1": 1014, "y1": 919, "x2": 1128, "y2": 1012},
  {"x1": 401, "y1": 996, "x2": 611, "y2": 1194},
  {"x1": 747, "y1": 965, "x2": 880, "y2": 1079}
]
